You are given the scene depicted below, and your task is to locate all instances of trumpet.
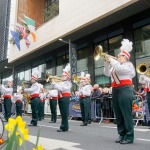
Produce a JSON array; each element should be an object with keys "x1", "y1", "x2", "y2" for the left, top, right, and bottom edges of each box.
[
  {"x1": 94, "y1": 45, "x2": 117, "y2": 62},
  {"x1": 22, "y1": 81, "x2": 31, "y2": 103},
  {"x1": 45, "y1": 72, "x2": 61, "y2": 83},
  {"x1": 72, "y1": 74, "x2": 81, "y2": 86},
  {"x1": 136, "y1": 63, "x2": 150, "y2": 77}
]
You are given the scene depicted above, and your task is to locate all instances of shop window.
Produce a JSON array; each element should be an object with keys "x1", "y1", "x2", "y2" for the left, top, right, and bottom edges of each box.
[
  {"x1": 134, "y1": 24, "x2": 150, "y2": 58},
  {"x1": 77, "y1": 47, "x2": 88, "y2": 73},
  {"x1": 108, "y1": 35, "x2": 122, "y2": 57},
  {"x1": 95, "y1": 75, "x2": 110, "y2": 88}
]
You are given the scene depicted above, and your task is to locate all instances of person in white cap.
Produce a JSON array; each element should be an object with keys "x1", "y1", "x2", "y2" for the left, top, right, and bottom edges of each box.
[
  {"x1": 13, "y1": 86, "x2": 23, "y2": 117},
  {"x1": 0, "y1": 80, "x2": 13, "y2": 121},
  {"x1": 38, "y1": 84, "x2": 46, "y2": 121},
  {"x1": 104, "y1": 39, "x2": 135, "y2": 144},
  {"x1": 78, "y1": 72, "x2": 92, "y2": 126},
  {"x1": 53, "y1": 63, "x2": 72, "y2": 132},
  {"x1": 24, "y1": 70, "x2": 40, "y2": 126},
  {"x1": 49, "y1": 83, "x2": 58, "y2": 123}
]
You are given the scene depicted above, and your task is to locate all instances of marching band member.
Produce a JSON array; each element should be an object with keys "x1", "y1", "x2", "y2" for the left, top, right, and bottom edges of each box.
[
  {"x1": 24, "y1": 70, "x2": 40, "y2": 126},
  {"x1": 0, "y1": 80, "x2": 13, "y2": 122},
  {"x1": 38, "y1": 84, "x2": 46, "y2": 121},
  {"x1": 104, "y1": 39, "x2": 135, "y2": 144},
  {"x1": 49, "y1": 83, "x2": 58, "y2": 123},
  {"x1": 53, "y1": 64, "x2": 72, "y2": 132},
  {"x1": 139, "y1": 73, "x2": 150, "y2": 118},
  {"x1": 79, "y1": 72, "x2": 92, "y2": 126},
  {"x1": 13, "y1": 86, "x2": 23, "y2": 117}
]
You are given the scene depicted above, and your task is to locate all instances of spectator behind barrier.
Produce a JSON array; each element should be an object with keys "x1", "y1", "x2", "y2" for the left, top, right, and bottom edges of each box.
[{"x1": 137, "y1": 85, "x2": 146, "y2": 100}]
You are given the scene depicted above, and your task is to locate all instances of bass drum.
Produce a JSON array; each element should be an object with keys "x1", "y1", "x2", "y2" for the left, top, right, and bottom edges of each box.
[{"x1": 0, "y1": 116, "x2": 4, "y2": 138}]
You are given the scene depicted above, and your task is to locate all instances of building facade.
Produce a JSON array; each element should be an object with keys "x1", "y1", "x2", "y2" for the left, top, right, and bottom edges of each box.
[
  {"x1": 1, "y1": 0, "x2": 150, "y2": 91},
  {"x1": 0, "y1": 0, "x2": 11, "y2": 61}
]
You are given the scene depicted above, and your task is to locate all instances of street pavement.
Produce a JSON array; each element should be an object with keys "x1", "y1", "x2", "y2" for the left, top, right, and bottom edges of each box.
[{"x1": 1, "y1": 115, "x2": 150, "y2": 150}]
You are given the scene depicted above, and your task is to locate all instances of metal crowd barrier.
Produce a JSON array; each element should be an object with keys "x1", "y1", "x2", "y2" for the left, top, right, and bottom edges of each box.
[{"x1": 133, "y1": 95, "x2": 145, "y2": 127}]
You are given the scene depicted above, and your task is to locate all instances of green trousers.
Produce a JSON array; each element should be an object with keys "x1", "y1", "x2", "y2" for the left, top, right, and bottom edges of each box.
[
  {"x1": 147, "y1": 92, "x2": 150, "y2": 113},
  {"x1": 80, "y1": 97, "x2": 90, "y2": 125},
  {"x1": 58, "y1": 97, "x2": 70, "y2": 131},
  {"x1": 4, "y1": 98, "x2": 12, "y2": 121},
  {"x1": 50, "y1": 100, "x2": 57, "y2": 122},
  {"x1": 38, "y1": 101, "x2": 45, "y2": 120},
  {"x1": 112, "y1": 86, "x2": 134, "y2": 142},
  {"x1": 30, "y1": 97, "x2": 40, "y2": 125},
  {"x1": 16, "y1": 102, "x2": 23, "y2": 117}
]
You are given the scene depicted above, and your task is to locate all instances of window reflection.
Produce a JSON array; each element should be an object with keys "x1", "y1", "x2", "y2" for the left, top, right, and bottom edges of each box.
[
  {"x1": 109, "y1": 35, "x2": 122, "y2": 57},
  {"x1": 134, "y1": 24, "x2": 150, "y2": 58},
  {"x1": 77, "y1": 47, "x2": 88, "y2": 73}
]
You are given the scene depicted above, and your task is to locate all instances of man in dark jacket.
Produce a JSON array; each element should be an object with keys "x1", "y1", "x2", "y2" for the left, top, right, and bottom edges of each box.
[{"x1": 90, "y1": 84, "x2": 101, "y2": 121}]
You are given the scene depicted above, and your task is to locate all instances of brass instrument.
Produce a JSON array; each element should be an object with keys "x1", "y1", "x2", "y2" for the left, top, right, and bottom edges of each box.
[
  {"x1": 22, "y1": 81, "x2": 31, "y2": 103},
  {"x1": 45, "y1": 72, "x2": 61, "y2": 83},
  {"x1": 94, "y1": 45, "x2": 117, "y2": 62},
  {"x1": 136, "y1": 63, "x2": 150, "y2": 77},
  {"x1": 72, "y1": 74, "x2": 81, "y2": 86}
]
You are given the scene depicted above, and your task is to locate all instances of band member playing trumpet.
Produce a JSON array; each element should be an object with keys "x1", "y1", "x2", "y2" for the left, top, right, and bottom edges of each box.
[
  {"x1": 53, "y1": 64, "x2": 72, "y2": 132},
  {"x1": 13, "y1": 86, "x2": 23, "y2": 117},
  {"x1": 49, "y1": 83, "x2": 58, "y2": 123},
  {"x1": 24, "y1": 70, "x2": 40, "y2": 126},
  {"x1": 104, "y1": 39, "x2": 135, "y2": 144},
  {"x1": 139, "y1": 72, "x2": 150, "y2": 118},
  {"x1": 0, "y1": 80, "x2": 13, "y2": 122},
  {"x1": 79, "y1": 72, "x2": 92, "y2": 126}
]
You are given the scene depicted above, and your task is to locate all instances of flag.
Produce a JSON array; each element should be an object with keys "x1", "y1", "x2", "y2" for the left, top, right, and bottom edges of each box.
[
  {"x1": 24, "y1": 15, "x2": 36, "y2": 42},
  {"x1": 10, "y1": 30, "x2": 20, "y2": 50},
  {"x1": 16, "y1": 24, "x2": 31, "y2": 48},
  {"x1": 18, "y1": 17, "x2": 27, "y2": 25}
]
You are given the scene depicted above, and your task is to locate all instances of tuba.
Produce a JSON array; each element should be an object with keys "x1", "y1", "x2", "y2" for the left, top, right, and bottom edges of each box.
[
  {"x1": 136, "y1": 63, "x2": 150, "y2": 77},
  {"x1": 45, "y1": 72, "x2": 61, "y2": 83},
  {"x1": 94, "y1": 45, "x2": 117, "y2": 62}
]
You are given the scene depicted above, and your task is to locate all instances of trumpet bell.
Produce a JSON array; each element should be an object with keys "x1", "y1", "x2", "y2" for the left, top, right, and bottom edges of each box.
[
  {"x1": 94, "y1": 45, "x2": 103, "y2": 61},
  {"x1": 72, "y1": 74, "x2": 80, "y2": 86},
  {"x1": 45, "y1": 72, "x2": 51, "y2": 82},
  {"x1": 136, "y1": 63, "x2": 148, "y2": 74}
]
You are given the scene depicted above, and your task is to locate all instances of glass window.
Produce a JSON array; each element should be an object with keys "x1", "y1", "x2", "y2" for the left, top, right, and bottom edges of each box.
[
  {"x1": 134, "y1": 24, "x2": 150, "y2": 58},
  {"x1": 95, "y1": 75, "x2": 110, "y2": 88},
  {"x1": 109, "y1": 35, "x2": 122, "y2": 57},
  {"x1": 77, "y1": 47, "x2": 88, "y2": 73},
  {"x1": 38, "y1": 64, "x2": 46, "y2": 78},
  {"x1": 25, "y1": 66, "x2": 31, "y2": 81}
]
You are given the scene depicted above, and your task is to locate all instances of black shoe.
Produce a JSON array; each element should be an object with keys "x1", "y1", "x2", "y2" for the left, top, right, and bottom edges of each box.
[
  {"x1": 49, "y1": 121, "x2": 56, "y2": 123},
  {"x1": 80, "y1": 123, "x2": 87, "y2": 126},
  {"x1": 115, "y1": 138, "x2": 123, "y2": 143},
  {"x1": 28, "y1": 123, "x2": 37, "y2": 126},
  {"x1": 57, "y1": 129, "x2": 68, "y2": 132},
  {"x1": 88, "y1": 121, "x2": 91, "y2": 124},
  {"x1": 120, "y1": 140, "x2": 133, "y2": 144}
]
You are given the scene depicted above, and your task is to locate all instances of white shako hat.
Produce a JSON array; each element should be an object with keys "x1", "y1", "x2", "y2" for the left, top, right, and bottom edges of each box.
[
  {"x1": 85, "y1": 74, "x2": 91, "y2": 82},
  {"x1": 118, "y1": 39, "x2": 133, "y2": 60},
  {"x1": 31, "y1": 70, "x2": 39, "y2": 81},
  {"x1": 62, "y1": 63, "x2": 70, "y2": 78},
  {"x1": 80, "y1": 72, "x2": 86, "y2": 82}
]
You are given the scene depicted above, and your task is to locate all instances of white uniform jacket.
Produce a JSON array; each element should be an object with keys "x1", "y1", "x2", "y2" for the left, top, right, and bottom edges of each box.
[
  {"x1": 139, "y1": 75, "x2": 150, "y2": 92},
  {"x1": 24, "y1": 82, "x2": 40, "y2": 98},
  {"x1": 49, "y1": 89, "x2": 58, "y2": 100},
  {"x1": 104, "y1": 58, "x2": 135, "y2": 88},
  {"x1": 53, "y1": 81, "x2": 72, "y2": 97},
  {"x1": 13, "y1": 93, "x2": 23, "y2": 103},
  {"x1": 0, "y1": 85, "x2": 13, "y2": 98},
  {"x1": 78, "y1": 84, "x2": 92, "y2": 98}
]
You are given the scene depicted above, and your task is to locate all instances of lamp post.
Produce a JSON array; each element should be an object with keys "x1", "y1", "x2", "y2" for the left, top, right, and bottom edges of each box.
[
  {"x1": 59, "y1": 39, "x2": 71, "y2": 65},
  {"x1": 59, "y1": 38, "x2": 77, "y2": 87},
  {"x1": 4, "y1": 65, "x2": 17, "y2": 93}
]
